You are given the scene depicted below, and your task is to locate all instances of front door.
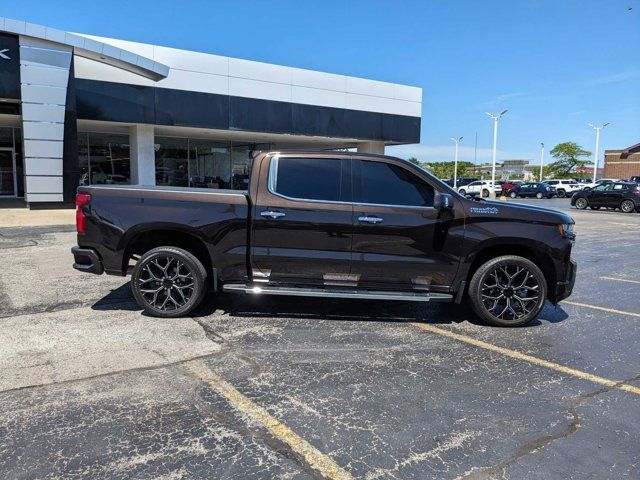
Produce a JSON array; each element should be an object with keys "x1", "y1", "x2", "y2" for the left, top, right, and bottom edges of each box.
[
  {"x1": 0, "y1": 148, "x2": 16, "y2": 196},
  {"x1": 350, "y1": 157, "x2": 460, "y2": 291},
  {"x1": 589, "y1": 184, "x2": 613, "y2": 206},
  {"x1": 251, "y1": 154, "x2": 353, "y2": 286}
]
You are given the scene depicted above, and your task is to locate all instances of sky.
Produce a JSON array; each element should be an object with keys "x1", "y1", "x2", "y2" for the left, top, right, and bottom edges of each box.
[{"x1": 4, "y1": 0, "x2": 639, "y2": 165}]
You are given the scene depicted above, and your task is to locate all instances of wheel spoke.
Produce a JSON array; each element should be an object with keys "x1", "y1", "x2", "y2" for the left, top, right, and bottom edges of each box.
[
  {"x1": 138, "y1": 255, "x2": 196, "y2": 311},
  {"x1": 482, "y1": 263, "x2": 541, "y2": 320}
]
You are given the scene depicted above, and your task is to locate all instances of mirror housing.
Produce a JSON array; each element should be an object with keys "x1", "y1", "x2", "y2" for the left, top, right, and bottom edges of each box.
[{"x1": 434, "y1": 192, "x2": 454, "y2": 210}]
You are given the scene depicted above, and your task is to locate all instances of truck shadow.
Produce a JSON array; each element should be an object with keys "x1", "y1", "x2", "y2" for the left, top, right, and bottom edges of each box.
[{"x1": 91, "y1": 282, "x2": 569, "y2": 328}]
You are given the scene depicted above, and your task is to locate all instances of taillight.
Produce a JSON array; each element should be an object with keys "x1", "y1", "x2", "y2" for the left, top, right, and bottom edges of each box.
[{"x1": 76, "y1": 193, "x2": 91, "y2": 233}]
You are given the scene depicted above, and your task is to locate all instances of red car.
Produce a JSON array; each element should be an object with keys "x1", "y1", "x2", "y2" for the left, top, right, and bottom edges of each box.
[{"x1": 501, "y1": 180, "x2": 522, "y2": 195}]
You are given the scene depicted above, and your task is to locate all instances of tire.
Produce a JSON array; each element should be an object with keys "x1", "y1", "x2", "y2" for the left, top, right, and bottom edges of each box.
[
  {"x1": 482, "y1": 189, "x2": 490, "y2": 198},
  {"x1": 131, "y1": 246, "x2": 208, "y2": 318},
  {"x1": 536, "y1": 192, "x2": 543, "y2": 199},
  {"x1": 620, "y1": 200, "x2": 636, "y2": 213},
  {"x1": 458, "y1": 189, "x2": 466, "y2": 196},
  {"x1": 509, "y1": 191, "x2": 517, "y2": 198},
  {"x1": 557, "y1": 189, "x2": 566, "y2": 198},
  {"x1": 468, "y1": 255, "x2": 547, "y2": 327},
  {"x1": 575, "y1": 197, "x2": 588, "y2": 209}
]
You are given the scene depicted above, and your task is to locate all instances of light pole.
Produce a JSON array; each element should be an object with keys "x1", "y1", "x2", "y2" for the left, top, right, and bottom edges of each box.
[
  {"x1": 451, "y1": 136, "x2": 463, "y2": 188},
  {"x1": 485, "y1": 110, "x2": 508, "y2": 198},
  {"x1": 539, "y1": 143, "x2": 545, "y2": 182},
  {"x1": 588, "y1": 123, "x2": 609, "y2": 183}
]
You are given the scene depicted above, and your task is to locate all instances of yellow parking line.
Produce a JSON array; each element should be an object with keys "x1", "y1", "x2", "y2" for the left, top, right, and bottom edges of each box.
[
  {"x1": 562, "y1": 301, "x2": 640, "y2": 318},
  {"x1": 412, "y1": 323, "x2": 640, "y2": 396},
  {"x1": 600, "y1": 276, "x2": 640, "y2": 285},
  {"x1": 186, "y1": 360, "x2": 353, "y2": 480}
]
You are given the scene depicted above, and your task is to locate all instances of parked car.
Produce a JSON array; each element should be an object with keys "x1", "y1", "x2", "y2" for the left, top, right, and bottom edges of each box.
[
  {"x1": 507, "y1": 182, "x2": 556, "y2": 199},
  {"x1": 72, "y1": 151, "x2": 576, "y2": 327},
  {"x1": 501, "y1": 180, "x2": 522, "y2": 194},
  {"x1": 457, "y1": 180, "x2": 501, "y2": 198},
  {"x1": 545, "y1": 179, "x2": 582, "y2": 198},
  {"x1": 571, "y1": 182, "x2": 640, "y2": 213},
  {"x1": 579, "y1": 178, "x2": 617, "y2": 191},
  {"x1": 628, "y1": 176, "x2": 640, "y2": 184}
]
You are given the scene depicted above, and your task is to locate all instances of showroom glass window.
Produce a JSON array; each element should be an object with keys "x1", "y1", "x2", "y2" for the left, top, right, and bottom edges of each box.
[
  {"x1": 357, "y1": 160, "x2": 434, "y2": 206},
  {"x1": 273, "y1": 157, "x2": 346, "y2": 202},
  {"x1": 78, "y1": 132, "x2": 131, "y2": 185}
]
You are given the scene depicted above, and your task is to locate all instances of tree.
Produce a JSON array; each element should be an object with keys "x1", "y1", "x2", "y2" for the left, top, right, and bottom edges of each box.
[
  {"x1": 423, "y1": 161, "x2": 473, "y2": 180},
  {"x1": 548, "y1": 142, "x2": 591, "y2": 178},
  {"x1": 407, "y1": 157, "x2": 421, "y2": 166},
  {"x1": 529, "y1": 165, "x2": 554, "y2": 181}
]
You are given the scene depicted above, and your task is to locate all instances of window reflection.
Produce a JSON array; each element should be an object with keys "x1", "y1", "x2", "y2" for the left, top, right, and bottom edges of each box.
[{"x1": 78, "y1": 132, "x2": 131, "y2": 185}]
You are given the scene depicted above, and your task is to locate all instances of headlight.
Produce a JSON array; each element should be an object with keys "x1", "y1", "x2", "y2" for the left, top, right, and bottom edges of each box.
[{"x1": 558, "y1": 223, "x2": 575, "y2": 238}]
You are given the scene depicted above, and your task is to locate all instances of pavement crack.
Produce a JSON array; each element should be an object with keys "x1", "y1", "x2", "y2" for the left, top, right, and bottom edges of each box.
[{"x1": 461, "y1": 373, "x2": 640, "y2": 479}]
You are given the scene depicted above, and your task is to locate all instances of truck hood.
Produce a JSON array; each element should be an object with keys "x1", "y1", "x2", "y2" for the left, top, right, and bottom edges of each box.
[{"x1": 464, "y1": 199, "x2": 574, "y2": 225}]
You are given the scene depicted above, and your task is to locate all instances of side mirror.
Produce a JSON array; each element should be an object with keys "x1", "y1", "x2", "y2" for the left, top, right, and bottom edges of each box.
[{"x1": 434, "y1": 192, "x2": 454, "y2": 210}]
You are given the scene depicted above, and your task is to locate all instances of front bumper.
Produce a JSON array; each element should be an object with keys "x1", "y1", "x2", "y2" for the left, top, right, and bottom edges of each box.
[
  {"x1": 556, "y1": 259, "x2": 577, "y2": 302},
  {"x1": 72, "y1": 246, "x2": 104, "y2": 275}
]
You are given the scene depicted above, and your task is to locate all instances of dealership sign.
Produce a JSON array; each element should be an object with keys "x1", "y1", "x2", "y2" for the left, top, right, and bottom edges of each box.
[{"x1": 0, "y1": 33, "x2": 20, "y2": 99}]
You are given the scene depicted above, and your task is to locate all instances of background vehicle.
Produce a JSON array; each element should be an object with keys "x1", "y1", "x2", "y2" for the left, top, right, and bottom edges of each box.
[
  {"x1": 501, "y1": 180, "x2": 522, "y2": 194},
  {"x1": 571, "y1": 182, "x2": 640, "y2": 213},
  {"x1": 457, "y1": 180, "x2": 501, "y2": 197},
  {"x1": 72, "y1": 151, "x2": 576, "y2": 327},
  {"x1": 545, "y1": 179, "x2": 581, "y2": 198},
  {"x1": 507, "y1": 182, "x2": 556, "y2": 199},
  {"x1": 628, "y1": 176, "x2": 640, "y2": 184},
  {"x1": 580, "y1": 178, "x2": 617, "y2": 191}
]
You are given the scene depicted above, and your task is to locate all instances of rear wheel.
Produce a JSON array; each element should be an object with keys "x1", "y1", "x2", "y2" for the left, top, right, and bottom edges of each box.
[
  {"x1": 536, "y1": 192, "x2": 544, "y2": 199},
  {"x1": 621, "y1": 200, "x2": 636, "y2": 213},
  {"x1": 131, "y1": 246, "x2": 208, "y2": 318},
  {"x1": 509, "y1": 191, "x2": 517, "y2": 198},
  {"x1": 557, "y1": 189, "x2": 566, "y2": 198},
  {"x1": 458, "y1": 189, "x2": 466, "y2": 196},
  {"x1": 575, "y1": 197, "x2": 589, "y2": 209},
  {"x1": 482, "y1": 189, "x2": 490, "y2": 198},
  {"x1": 468, "y1": 255, "x2": 547, "y2": 327}
]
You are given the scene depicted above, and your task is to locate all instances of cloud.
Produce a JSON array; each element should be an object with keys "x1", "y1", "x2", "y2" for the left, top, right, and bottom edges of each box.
[
  {"x1": 386, "y1": 144, "x2": 512, "y2": 164},
  {"x1": 478, "y1": 92, "x2": 527, "y2": 109},
  {"x1": 585, "y1": 70, "x2": 640, "y2": 86}
]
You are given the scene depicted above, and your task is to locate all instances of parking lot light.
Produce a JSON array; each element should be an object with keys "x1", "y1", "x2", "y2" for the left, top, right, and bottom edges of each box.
[
  {"x1": 485, "y1": 110, "x2": 508, "y2": 198},
  {"x1": 451, "y1": 136, "x2": 463, "y2": 188},
  {"x1": 588, "y1": 122, "x2": 609, "y2": 183},
  {"x1": 539, "y1": 142, "x2": 545, "y2": 182}
]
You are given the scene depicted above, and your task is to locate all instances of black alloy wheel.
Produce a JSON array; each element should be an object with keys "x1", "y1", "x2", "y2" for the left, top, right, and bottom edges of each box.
[
  {"x1": 620, "y1": 200, "x2": 636, "y2": 213},
  {"x1": 575, "y1": 197, "x2": 589, "y2": 209},
  {"x1": 468, "y1": 255, "x2": 547, "y2": 327},
  {"x1": 132, "y1": 246, "x2": 207, "y2": 318}
]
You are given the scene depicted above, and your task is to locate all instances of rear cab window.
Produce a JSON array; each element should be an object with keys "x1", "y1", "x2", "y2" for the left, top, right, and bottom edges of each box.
[{"x1": 270, "y1": 156, "x2": 351, "y2": 202}]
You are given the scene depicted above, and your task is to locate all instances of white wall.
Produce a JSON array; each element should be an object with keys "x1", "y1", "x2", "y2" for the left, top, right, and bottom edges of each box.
[{"x1": 74, "y1": 34, "x2": 423, "y2": 118}]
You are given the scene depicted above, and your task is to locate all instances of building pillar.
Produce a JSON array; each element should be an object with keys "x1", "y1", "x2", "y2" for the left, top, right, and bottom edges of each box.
[
  {"x1": 20, "y1": 36, "x2": 72, "y2": 204},
  {"x1": 357, "y1": 141, "x2": 385, "y2": 154},
  {"x1": 129, "y1": 124, "x2": 155, "y2": 186}
]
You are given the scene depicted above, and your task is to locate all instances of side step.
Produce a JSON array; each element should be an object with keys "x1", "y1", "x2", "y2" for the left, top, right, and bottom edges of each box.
[{"x1": 222, "y1": 284, "x2": 453, "y2": 302}]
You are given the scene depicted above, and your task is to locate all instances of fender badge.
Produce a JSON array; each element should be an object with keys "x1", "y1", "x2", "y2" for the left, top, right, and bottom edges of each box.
[{"x1": 470, "y1": 206, "x2": 499, "y2": 215}]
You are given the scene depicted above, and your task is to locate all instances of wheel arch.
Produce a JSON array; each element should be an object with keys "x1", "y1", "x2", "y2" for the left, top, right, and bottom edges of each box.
[
  {"x1": 121, "y1": 225, "x2": 214, "y2": 281},
  {"x1": 462, "y1": 242, "x2": 557, "y2": 301}
]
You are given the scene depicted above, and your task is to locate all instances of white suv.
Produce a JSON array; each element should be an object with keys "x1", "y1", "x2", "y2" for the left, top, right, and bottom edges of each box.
[
  {"x1": 545, "y1": 179, "x2": 581, "y2": 198},
  {"x1": 457, "y1": 181, "x2": 501, "y2": 198}
]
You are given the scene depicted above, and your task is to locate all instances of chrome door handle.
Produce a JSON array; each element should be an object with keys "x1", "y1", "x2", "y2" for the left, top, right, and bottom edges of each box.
[
  {"x1": 261, "y1": 210, "x2": 286, "y2": 219},
  {"x1": 358, "y1": 216, "x2": 383, "y2": 224}
]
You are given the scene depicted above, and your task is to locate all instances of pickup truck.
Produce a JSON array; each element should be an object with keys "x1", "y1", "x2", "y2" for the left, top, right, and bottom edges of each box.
[{"x1": 72, "y1": 151, "x2": 577, "y2": 327}]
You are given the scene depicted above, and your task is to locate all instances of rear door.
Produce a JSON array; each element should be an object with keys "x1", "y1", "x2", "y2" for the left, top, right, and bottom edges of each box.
[
  {"x1": 350, "y1": 157, "x2": 460, "y2": 291},
  {"x1": 251, "y1": 154, "x2": 353, "y2": 286}
]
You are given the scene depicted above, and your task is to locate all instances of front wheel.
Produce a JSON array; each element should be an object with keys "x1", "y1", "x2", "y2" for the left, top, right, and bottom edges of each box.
[
  {"x1": 131, "y1": 246, "x2": 208, "y2": 318},
  {"x1": 458, "y1": 189, "x2": 466, "y2": 196},
  {"x1": 509, "y1": 191, "x2": 517, "y2": 198},
  {"x1": 575, "y1": 197, "x2": 589, "y2": 209},
  {"x1": 621, "y1": 200, "x2": 636, "y2": 213},
  {"x1": 468, "y1": 255, "x2": 547, "y2": 327},
  {"x1": 557, "y1": 190, "x2": 566, "y2": 198},
  {"x1": 482, "y1": 189, "x2": 490, "y2": 198},
  {"x1": 536, "y1": 192, "x2": 544, "y2": 199}
]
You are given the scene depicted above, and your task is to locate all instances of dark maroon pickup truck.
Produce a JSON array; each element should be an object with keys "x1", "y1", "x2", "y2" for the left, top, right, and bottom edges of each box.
[{"x1": 72, "y1": 151, "x2": 576, "y2": 327}]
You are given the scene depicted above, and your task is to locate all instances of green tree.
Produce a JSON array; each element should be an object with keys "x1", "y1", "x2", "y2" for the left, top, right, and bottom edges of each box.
[
  {"x1": 530, "y1": 165, "x2": 554, "y2": 181},
  {"x1": 407, "y1": 157, "x2": 421, "y2": 166},
  {"x1": 423, "y1": 161, "x2": 473, "y2": 180},
  {"x1": 548, "y1": 142, "x2": 592, "y2": 178}
]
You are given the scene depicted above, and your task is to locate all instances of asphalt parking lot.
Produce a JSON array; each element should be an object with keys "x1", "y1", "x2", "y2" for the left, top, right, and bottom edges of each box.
[{"x1": 1, "y1": 197, "x2": 639, "y2": 479}]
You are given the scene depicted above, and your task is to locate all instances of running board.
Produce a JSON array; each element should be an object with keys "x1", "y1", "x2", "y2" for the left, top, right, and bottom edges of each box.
[{"x1": 222, "y1": 284, "x2": 453, "y2": 302}]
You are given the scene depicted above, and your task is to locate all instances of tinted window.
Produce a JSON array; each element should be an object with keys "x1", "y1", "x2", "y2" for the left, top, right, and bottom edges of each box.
[
  {"x1": 274, "y1": 157, "x2": 345, "y2": 202},
  {"x1": 548, "y1": 181, "x2": 558, "y2": 185},
  {"x1": 358, "y1": 160, "x2": 434, "y2": 206}
]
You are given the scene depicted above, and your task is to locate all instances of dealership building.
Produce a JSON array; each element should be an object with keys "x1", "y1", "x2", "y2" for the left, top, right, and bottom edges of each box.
[{"x1": 0, "y1": 17, "x2": 422, "y2": 206}]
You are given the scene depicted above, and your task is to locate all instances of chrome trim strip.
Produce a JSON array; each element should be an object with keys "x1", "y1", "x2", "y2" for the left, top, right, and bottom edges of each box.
[
  {"x1": 222, "y1": 284, "x2": 453, "y2": 302},
  {"x1": 266, "y1": 155, "x2": 438, "y2": 210},
  {"x1": 83, "y1": 185, "x2": 247, "y2": 197}
]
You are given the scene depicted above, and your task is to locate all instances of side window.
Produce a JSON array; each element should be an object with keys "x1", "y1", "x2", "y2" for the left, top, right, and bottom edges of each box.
[
  {"x1": 613, "y1": 184, "x2": 624, "y2": 190},
  {"x1": 272, "y1": 157, "x2": 348, "y2": 202},
  {"x1": 357, "y1": 160, "x2": 434, "y2": 207},
  {"x1": 469, "y1": 181, "x2": 480, "y2": 186},
  {"x1": 548, "y1": 181, "x2": 557, "y2": 185}
]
